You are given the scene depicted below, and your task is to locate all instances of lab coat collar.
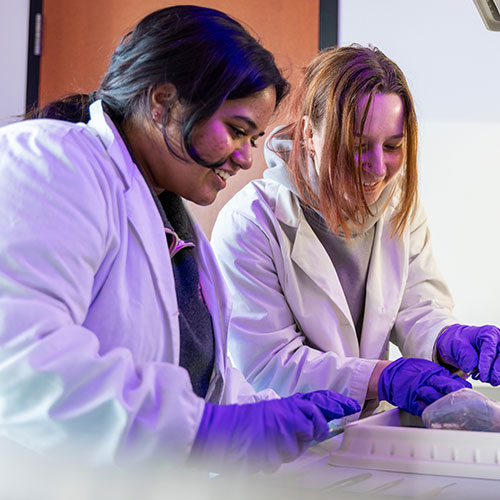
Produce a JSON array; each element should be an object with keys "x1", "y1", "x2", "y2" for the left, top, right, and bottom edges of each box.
[
  {"x1": 87, "y1": 100, "x2": 181, "y2": 361},
  {"x1": 272, "y1": 183, "x2": 405, "y2": 358},
  {"x1": 274, "y1": 184, "x2": 357, "y2": 343},
  {"x1": 87, "y1": 100, "x2": 137, "y2": 191},
  {"x1": 87, "y1": 102, "x2": 231, "y2": 395}
]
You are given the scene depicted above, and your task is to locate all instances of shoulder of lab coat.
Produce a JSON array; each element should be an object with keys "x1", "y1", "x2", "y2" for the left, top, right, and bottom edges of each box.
[
  {"x1": 211, "y1": 176, "x2": 456, "y2": 413},
  {"x1": 0, "y1": 107, "x2": 271, "y2": 466}
]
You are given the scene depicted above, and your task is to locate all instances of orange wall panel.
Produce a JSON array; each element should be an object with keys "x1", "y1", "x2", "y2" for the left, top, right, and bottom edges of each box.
[{"x1": 39, "y1": 0, "x2": 320, "y2": 236}]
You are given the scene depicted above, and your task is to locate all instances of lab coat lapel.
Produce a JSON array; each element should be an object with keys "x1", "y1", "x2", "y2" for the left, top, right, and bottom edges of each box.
[
  {"x1": 123, "y1": 175, "x2": 181, "y2": 363},
  {"x1": 276, "y1": 187, "x2": 355, "y2": 331},
  {"x1": 189, "y1": 214, "x2": 229, "y2": 401},
  {"x1": 89, "y1": 102, "x2": 181, "y2": 362},
  {"x1": 361, "y1": 214, "x2": 406, "y2": 359},
  {"x1": 193, "y1": 224, "x2": 228, "y2": 360}
]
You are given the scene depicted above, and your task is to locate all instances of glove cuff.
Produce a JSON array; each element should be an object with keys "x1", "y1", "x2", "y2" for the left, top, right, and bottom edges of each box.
[
  {"x1": 435, "y1": 323, "x2": 464, "y2": 365},
  {"x1": 377, "y1": 357, "x2": 405, "y2": 404},
  {"x1": 192, "y1": 401, "x2": 214, "y2": 451}
]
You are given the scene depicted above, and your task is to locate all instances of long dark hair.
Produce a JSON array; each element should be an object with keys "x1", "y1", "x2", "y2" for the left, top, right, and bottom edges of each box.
[{"x1": 28, "y1": 5, "x2": 289, "y2": 167}]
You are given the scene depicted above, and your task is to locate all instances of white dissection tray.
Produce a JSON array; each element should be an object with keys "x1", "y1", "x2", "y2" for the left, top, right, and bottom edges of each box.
[{"x1": 329, "y1": 408, "x2": 500, "y2": 480}]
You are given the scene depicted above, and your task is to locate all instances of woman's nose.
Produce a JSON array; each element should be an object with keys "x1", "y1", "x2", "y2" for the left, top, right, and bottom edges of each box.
[
  {"x1": 231, "y1": 142, "x2": 252, "y2": 170},
  {"x1": 363, "y1": 148, "x2": 386, "y2": 178}
]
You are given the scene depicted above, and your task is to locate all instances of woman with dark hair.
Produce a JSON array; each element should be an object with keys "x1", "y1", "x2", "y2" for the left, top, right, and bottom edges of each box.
[
  {"x1": 212, "y1": 45, "x2": 476, "y2": 419},
  {"x1": 0, "y1": 6, "x2": 362, "y2": 469}
]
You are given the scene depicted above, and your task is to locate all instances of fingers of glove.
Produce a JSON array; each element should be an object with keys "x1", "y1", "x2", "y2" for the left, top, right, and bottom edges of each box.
[
  {"x1": 426, "y1": 373, "x2": 472, "y2": 395},
  {"x1": 490, "y1": 356, "x2": 500, "y2": 386},
  {"x1": 444, "y1": 324, "x2": 500, "y2": 375},
  {"x1": 409, "y1": 400, "x2": 427, "y2": 417},
  {"x1": 290, "y1": 398, "x2": 330, "y2": 443},
  {"x1": 409, "y1": 387, "x2": 442, "y2": 417},
  {"x1": 437, "y1": 325, "x2": 479, "y2": 372},
  {"x1": 477, "y1": 340, "x2": 500, "y2": 383},
  {"x1": 340, "y1": 398, "x2": 362, "y2": 417},
  {"x1": 415, "y1": 385, "x2": 446, "y2": 405},
  {"x1": 452, "y1": 344, "x2": 479, "y2": 373},
  {"x1": 258, "y1": 399, "x2": 319, "y2": 465},
  {"x1": 293, "y1": 390, "x2": 361, "y2": 420},
  {"x1": 411, "y1": 386, "x2": 449, "y2": 416},
  {"x1": 476, "y1": 325, "x2": 500, "y2": 344},
  {"x1": 477, "y1": 338, "x2": 500, "y2": 385},
  {"x1": 414, "y1": 376, "x2": 471, "y2": 416}
]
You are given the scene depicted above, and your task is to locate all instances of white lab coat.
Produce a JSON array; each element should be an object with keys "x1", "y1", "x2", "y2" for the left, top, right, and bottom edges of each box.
[
  {"x1": 211, "y1": 162, "x2": 457, "y2": 413},
  {"x1": 0, "y1": 101, "x2": 274, "y2": 465}
]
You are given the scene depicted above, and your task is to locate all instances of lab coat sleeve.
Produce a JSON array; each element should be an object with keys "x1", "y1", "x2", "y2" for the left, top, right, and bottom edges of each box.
[
  {"x1": 0, "y1": 124, "x2": 204, "y2": 465},
  {"x1": 391, "y1": 201, "x2": 457, "y2": 359},
  {"x1": 223, "y1": 363, "x2": 280, "y2": 404},
  {"x1": 211, "y1": 195, "x2": 378, "y2": 409}
]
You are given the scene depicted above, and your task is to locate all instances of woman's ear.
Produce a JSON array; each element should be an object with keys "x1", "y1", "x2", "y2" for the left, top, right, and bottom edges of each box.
[
  {"x1": 150, "y1": 83, "x2": 177, "y2": 123},
  {"x1": 300, "y1": 115, "x2": 315, "y2": 153}
]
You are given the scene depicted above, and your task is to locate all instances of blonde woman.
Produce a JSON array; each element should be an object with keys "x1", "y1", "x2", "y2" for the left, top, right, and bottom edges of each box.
[{"x1": 212, "y1": 45, "x2": 479, "y2": 419}]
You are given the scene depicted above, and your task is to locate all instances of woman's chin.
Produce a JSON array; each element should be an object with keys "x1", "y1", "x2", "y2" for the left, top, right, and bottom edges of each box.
[
  {"x1": 186, "y1": 191, "x2": 218, "y2": 206},
  {"x1": 364, "y1": 193, "x2": 380, "y2": 205}
]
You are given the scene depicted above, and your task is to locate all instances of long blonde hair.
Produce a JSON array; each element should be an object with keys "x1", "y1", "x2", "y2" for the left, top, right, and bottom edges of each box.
[{"x1": 275, "y1": 45, "x2": 418, "y2": 238}]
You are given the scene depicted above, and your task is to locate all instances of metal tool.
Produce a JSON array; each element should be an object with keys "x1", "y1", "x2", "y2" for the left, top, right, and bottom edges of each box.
[
  {"x1": 417, "y1": 482, "x2": 456, "y2": 498},
  {"x1": 321, "y1": 472, "x2": 373, "y2": 492},
  {"x1": 366, "y1": 477, "x2": 405, "y2": 494}
]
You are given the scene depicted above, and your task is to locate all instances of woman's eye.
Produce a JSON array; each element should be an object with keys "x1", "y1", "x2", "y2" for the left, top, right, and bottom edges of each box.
[
  {"x1": 230, "y1": 125, "x2": 258, "y2": 148},
  {"x1": 230, "y1": 125, "x2": 246, "y2": 138},
  {"x1": 385, "y1": 143, "x2": 403, "y2": 151}
]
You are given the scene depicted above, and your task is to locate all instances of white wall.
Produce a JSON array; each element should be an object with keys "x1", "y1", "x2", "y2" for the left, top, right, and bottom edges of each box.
[
  {"x1": 339, "y1": 0, "x2": 500, "y2": 335},
  {"x1": 0, "y1": 0, "x2": 30, "y2": 126}
]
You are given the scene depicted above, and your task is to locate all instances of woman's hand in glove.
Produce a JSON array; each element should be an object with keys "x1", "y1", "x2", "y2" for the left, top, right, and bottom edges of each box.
[
  {"x1": 191, "y1": 390, "x2": 360, "y2": 472},
  {"x1": 436, "y1": 323, "x2": 500, "y2": 385},
  {"x1": 378, "y1": 357, "x2": 471, "y2": 416}
]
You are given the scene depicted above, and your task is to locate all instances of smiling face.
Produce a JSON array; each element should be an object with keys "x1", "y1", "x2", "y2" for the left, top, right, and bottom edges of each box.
[
  {"x1": 303, "y1": 92, "x2": 406, "y2": 208},
  {"x1": 125, "y1": 85, "x2": 277, "y2": 205},
  {"x1": 354, "y1": 92, "x2": 406, "y2": 206}
]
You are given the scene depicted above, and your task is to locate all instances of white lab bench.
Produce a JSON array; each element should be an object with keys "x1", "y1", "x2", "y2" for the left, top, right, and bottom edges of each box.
[
  {"x1": 0, "y1": 386, "x2": 498, "y2": 500},
  {"x1": 274, "y1": 384, "x2": 500, "y2": 499},
  {"x1": 276, "y1": 431, "x2": 499, "y2": 499}
]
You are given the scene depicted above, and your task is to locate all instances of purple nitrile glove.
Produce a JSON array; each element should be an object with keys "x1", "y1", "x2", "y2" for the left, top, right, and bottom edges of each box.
[
  {"x1": 191, "y1": 390, "x2": 360, "y2": 472},
  {"x1": 378, "y1": 357, "x2": 471, "y2": 417},
  {"x1": 290, "y1": 390, "x2": 361, "y2": 419},
  {"x1": 436, "y1": 324, "x2": 500, "y2": 386}
]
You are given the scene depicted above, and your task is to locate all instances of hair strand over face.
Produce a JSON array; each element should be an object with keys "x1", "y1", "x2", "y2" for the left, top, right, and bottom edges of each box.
[{"x1": 273, "y1": 44, "x2": 418, "y2": 239}]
